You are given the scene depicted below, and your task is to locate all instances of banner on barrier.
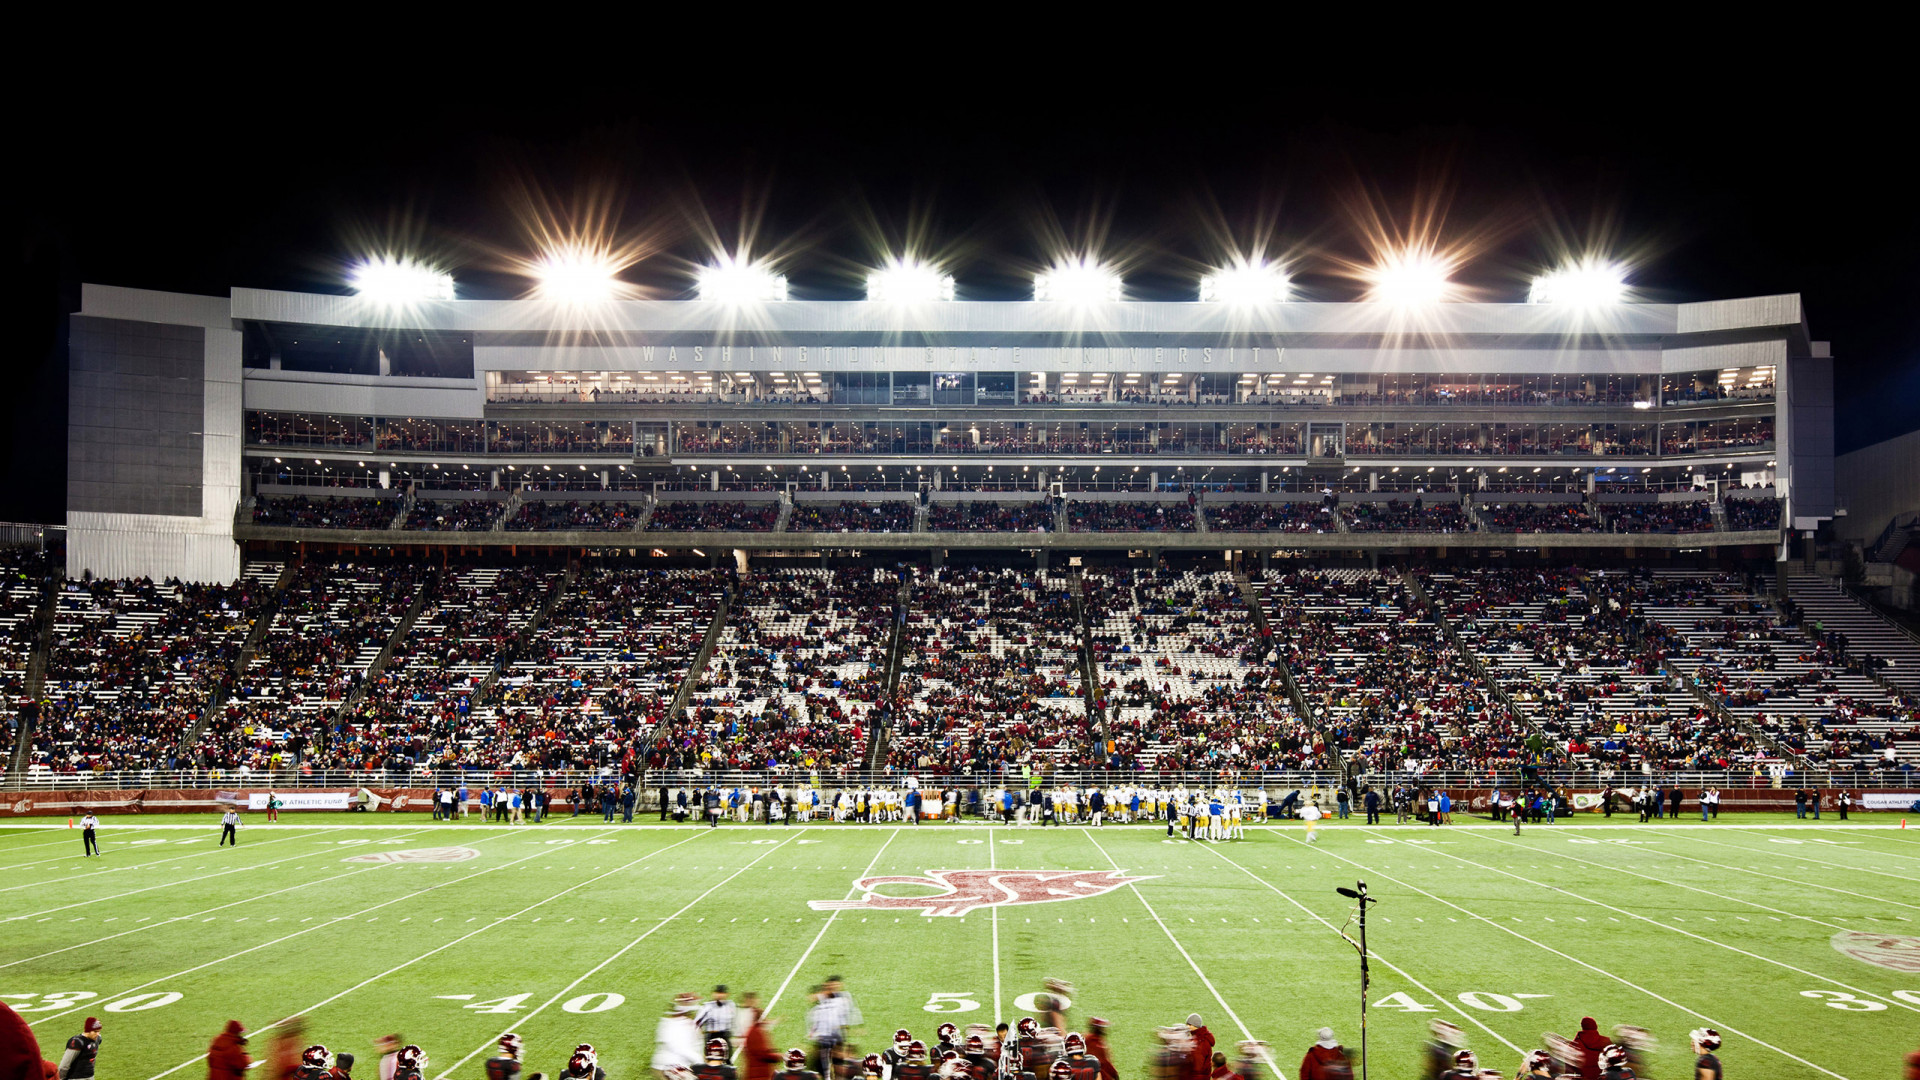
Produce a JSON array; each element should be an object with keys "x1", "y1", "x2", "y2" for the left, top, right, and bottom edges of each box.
[
  {"x1": 246, "y1": 792, "x2": 351, "y2": 811},
  {"x1": 1861, "y1": 792, "x2": 1920, "y2": 811}
]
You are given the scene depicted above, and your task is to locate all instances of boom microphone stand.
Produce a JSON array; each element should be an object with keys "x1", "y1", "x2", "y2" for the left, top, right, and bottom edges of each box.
[{"x1": 1336, "y1": 882, "x2": 1378, "y2": 1079}]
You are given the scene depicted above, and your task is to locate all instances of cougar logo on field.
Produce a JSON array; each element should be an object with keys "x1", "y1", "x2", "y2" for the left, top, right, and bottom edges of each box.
[
  {"x1": 343, "y1": 846, "x2": 481, "y2": 864},
  {"x1": 811, "y1": 869, "x2": 1153, "y2": 917},
  {"x1": 1830, "y1": 930, "x2": 1920, "y2": 972}
]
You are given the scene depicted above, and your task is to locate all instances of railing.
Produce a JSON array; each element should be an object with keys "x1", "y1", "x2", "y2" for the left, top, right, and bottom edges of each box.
[{"x1": 6, "y1": 766, "x2": 1913, "y2": 793}]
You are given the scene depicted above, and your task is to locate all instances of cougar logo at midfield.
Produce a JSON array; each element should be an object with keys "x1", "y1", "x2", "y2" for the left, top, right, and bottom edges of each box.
[
  {"x1": 343, "y1": 846, "x2": 480, "y2": 864},
  {"x1": 811, "y1": 869, "x2": 1152, "y2": 917}
]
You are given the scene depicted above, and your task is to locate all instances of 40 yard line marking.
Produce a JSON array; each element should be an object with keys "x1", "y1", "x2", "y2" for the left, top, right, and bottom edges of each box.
[
  {"x1": 1297, "y1": 833, "x2": 1851, "y2": 1079},
  {"x1": 34, "y1": 827, "x2": 628, "y2": 1032},
  {"x1": 1078, "y1": 829, "x2": 1286, "y2": 1080},
  {"x1": 441, "y1": 830, "x2": 810, "y2": 1080},
  {"x1": 1198, "y1": 840, "x2": 1525, "y2": 1058}
]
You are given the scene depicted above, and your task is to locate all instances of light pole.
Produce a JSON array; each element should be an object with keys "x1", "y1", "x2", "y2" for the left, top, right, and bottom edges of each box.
[{"x1": 1336, "y1": 881, "x2": 1378, "y2": 1079}]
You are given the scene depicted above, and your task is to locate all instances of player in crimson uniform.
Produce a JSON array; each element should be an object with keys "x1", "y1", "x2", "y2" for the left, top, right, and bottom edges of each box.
[
  {"x1": 933, "y1": 1028, "x2": 960, "y2": 1062},
  {"x1": 1080, "y1": 1021, "x2": 1116, "y2": 1080},
  {"x1": 484, "y1": 1035, "x2": 523, "y2": 1080},
  {"x1": 963, "y1": 1037, "x2": 998, "y2": 1080},
  {"x1": 1691, "y1": 1030, "x2": 1724, "y2": 1080},
  {"x1": 695, "y1": 1040, "x2": 738, "y2": 1080},
  {"x1": 881, "y1": 1032, "x2": 914, "y2": 1079},
  {"x1": 391, "y1": 1048, "x2": 428, "y2": 1080},
  {"x1": 1518, "y1": 1050, "x2": 1554, "y2": 1078},
  {"x1": 290, "y1": 1046, "x2": 331, "y2": 1080},
  {"x1": 1437, "y1": 1050, "x2": 1477, "y2": 1080},
  {"x1": 894, "y1": 1043, "x2": 934, "y2": 1080},
  {"x1": 1057, "y1": 1034, "x2": 1099, "y2": 1080},
  {"x1": 780, "y1": 1051, "x2": 820, "y2": 1080},
  {"x1": 558, "y1": 1049, "x2": 605, "y2": 1080},
  {"x1": 1596, "y1": 1046, "x2": 1635, "y2": 1080}
]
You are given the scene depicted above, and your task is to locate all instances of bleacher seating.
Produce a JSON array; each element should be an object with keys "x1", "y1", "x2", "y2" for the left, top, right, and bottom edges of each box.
[
  {"x1": 1205, "y1": 502, "x2": 1337, "y2": 533},
  {"x1": 404, "y1": 500, "x2": 505, "y2": 531},
  {"x1": 928, "y1": 502, "x2": 1050, "y2": 532},
  {"x1": 505, "y1": 500, "x2": 643, "y2": 531},
  {"x1": 645, "y1": 501, "x2": 779, "y2": 531},
  {"x1": 788, "y1": 501, "x2": 917, "y2": 533},
  {"x1": 253, "y1": 495, "x2": 398, "y2": 530},
  {"x1": 1067, "y1": 502, "x2": 1196, "y2": 532}
]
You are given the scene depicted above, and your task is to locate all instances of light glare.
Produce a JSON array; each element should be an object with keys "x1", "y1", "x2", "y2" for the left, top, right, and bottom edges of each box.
[
  {"x1": 1365, "y1": 249, "x2": 1454, "y2": 307},
  {"x1": 1199, "y1": 261, "x2": 1291, "y2": 305},
  {"x1": 866, "y1": 259, "x2": 955, "y2": 303},
  {"x1": 532, "y1": 245, "x2": 623, "y2": 305},
  {"x1": 348, "y1": 256, "x2": 454, "y2": 304},
  {"x1": 697, "y1": 256, "x2": 788, "y2": 303},
  {"x1": 1530, "y1": 258, "x2": 1629, "y2": 306},
  {"x1": 1034, "y1": 258, "x2": 1122, "y2": 304}
]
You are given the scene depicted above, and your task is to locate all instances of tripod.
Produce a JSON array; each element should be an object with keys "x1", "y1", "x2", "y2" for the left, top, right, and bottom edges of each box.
[{"x1": 1336, "y1": 882, "x2": 1379, "y2": 1079}]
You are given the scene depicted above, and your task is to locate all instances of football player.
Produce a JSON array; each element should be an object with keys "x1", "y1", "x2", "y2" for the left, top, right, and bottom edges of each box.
[
  {"x1": 1611, "y1": 1026, "x2": 1654, "y2": 1077},
  {"x1": 1056, "y1": 1035, "x2": 1097, "y2": 1080},
  {"x1": 934, "y1": 1027, "x2": 961, "y2": 1061},
  {"x1": 292, "y1": 1046, "x2": 332, "y2": 1080},
  {"x1": 59, "y1": 1017, "x2": 103, "y2": 1080},
  {"x1": 1423, "y1": 1022, "x2": 1465, "y2": 1080},
  {"x1": 485, "y1": 1035, "x2": 523, "y2": 1080},
  {"x1": 1597, "y1": 1046, "x2": 1636, "y2": 1080},
  {"x1": 391, "y1": 1047, "x2": 429, "y2": 1080},
  {"x1": 1082, "y1": 1021, "x2": 1117, "y2": 1080},
  {"x1": 559, "y1": 1048, "x2": 604, "y2": 1080},
  {"x1": 963, "y1": 1036, "x2": 998, "y2": 1080},
  {"x1": 1229, "y1": 1041, "x2": 1266, "y2": 1080},
  {"x1": 695, "y1": 1040, "x2": 737, "y2": 1080},
  {"x1": 1015, "y1": 1019, "x2": 1049, "y2": 1078},
  {"x1": 328, "y1": 1053, "x2": 355, "y2": 1080},
  {"x1": 1047, "y1": 1060, "x2": 1074, "y2": 1080},
  {"x1": 895, "y1": 1042, "x2": 935, "y2": 1080},
  {"x1": 782, "y1": 1050, "x2": 821, "y2": 1080},
  {"x1": 1438, "y1": 1050, "x2": 1478, "y2": 1080},
  {"x1": 860, "y1": 1055, "x2": 886, "y2": 1080},
  {"x1": 1517, "y1": 1050, "x2": 1553, "y2": 1079},
  {"x1": 1690, "y1": 1029, "x2": 1723, "y2": 1080},
  {"x1": 883, "y1": 1030, "x2": 915, "y2": 1077}
]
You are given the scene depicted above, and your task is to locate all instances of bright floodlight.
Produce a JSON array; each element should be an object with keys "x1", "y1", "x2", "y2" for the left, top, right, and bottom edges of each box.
[
  {"x1": 348, "y1": 256, "x2": 454, "y2": 304},
  {"x1": 1200, "y1": 261, "x2": 1291, "y2": 305},
  {"x1": 1529, "y1": 258, "x2": 1629, "y2": 306},
  {"x1": 532, "y1": 245, "x2": 623, "y2": 305},
  {"x1": 697, "y1": 256, "x2": 788, "y2": 303},
  {"x1": 866, "y1": 258, "x2": 955, "y2": 303},
  {"x1": 1366, "y1": 249, "x2": 1453, "y2": 307},
  {"x1": 1034, "y1": 258, "x2": 1122, "y2": 304}
]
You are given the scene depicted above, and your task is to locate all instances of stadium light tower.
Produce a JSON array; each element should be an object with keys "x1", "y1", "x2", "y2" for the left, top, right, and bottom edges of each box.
[
  {"x1": 348, "y1": 256, "x2": 455, "y2": 304},
  {"x1": 1529, "y1": 258, "x2": 1629, "y2": 306},
  {"x1": 531, "y1": 245, "x2": 623, "y2": 305},
  {"x1": 697, "y1": 256, "x2": 788, "y2": 303},
  {"x1": 1034, "y1": 257, "x2": 1123, "y2": 304},
  {"x1": 866, "y1": 258, "x2": 955, "y2": 303},
  {"x1": 1365, "y1": 249, "x2": 1453, "y2": 307},
  {"x1": 1199, "y1": 260, "x2": 1291, "y2": 305}
]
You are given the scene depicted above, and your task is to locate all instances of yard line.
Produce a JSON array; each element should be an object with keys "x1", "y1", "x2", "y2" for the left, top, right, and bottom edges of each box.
[
  {"x1": 989, "y1": 824, "x2": 1002, "y2": 1025},
  {"x1": 30, "y1": 827, "x2": 637, "y2": 1030},
  {"x1": 1681, "y1": 833, "x2": 1920, "y2": 882},
  {"x1": 1197, "y1": 840, "x2": 1525, "y2": 1057},
  {"x1": 445, "y1": 830, "x2": 807, "y2": 1080},
  {"x1": 1594, "y1": 836, "x2": 1920, "y2": 910},
  {"x1": 0, "y1": 828, "x2": 165, "y2": 866},
  {"x1": 753, "y1": 829, "x2": 902, "y2": 1042},
  {"x1": 1284, "y1": 834, "x2": 1851, "y2": 1080},
  {"x1": 137, "y1": 830, "x2": 710, "y2": 1080},
  {"x1": 1, "y1": 831, "x2": 451, "y2": 968},
  {"x1": 1398, "y1": 829, "x2": 1919, "y2": 1015},
  {"x1": 0, "y1": 828, "x2": 332, "y2": 893},
  {"x1": 6, "y1": 833, "x2": 359, "y2": 920},
  {"x1": 1079, "y1": 829, "x2": 1286, "y2": 1080}
]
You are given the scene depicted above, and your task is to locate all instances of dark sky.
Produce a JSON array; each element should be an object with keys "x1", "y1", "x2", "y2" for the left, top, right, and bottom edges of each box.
[{"x1": 12, "y1": 78, "x2": 1916, "y2": 525}]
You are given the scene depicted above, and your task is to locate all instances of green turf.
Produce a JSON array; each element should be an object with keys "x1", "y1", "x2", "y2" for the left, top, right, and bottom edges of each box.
[{"x1": 4, "y1": 815, "x2": 1918, "y2": 1080}]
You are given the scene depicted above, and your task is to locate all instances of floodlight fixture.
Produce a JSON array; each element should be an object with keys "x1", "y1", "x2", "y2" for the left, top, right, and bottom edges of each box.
[
  {"x1": 697, "y1": 256, "x2": 788, "y2": 303},
  {"x1": 532, "y1": 245, "x2": 623, "y2": 305},
  {"x1": 1529, "y1": 258, "x2": 1629, "y2": 306},
  {"x1": 1199, "y1": 261, "x2": 1291, "y2": 305},
  {"x1": 1365, "y1": 249, "x2": 1454, "y2": 307},
  {"x1": 1035, "y1": 257, "x2": 1123, "y2": 304},
  {"x1": 349, "y1": 256, "x2": 454, "y2": 304},
  {"x1": 867, "y1": 258, "x2": 955, "y2": 303}
]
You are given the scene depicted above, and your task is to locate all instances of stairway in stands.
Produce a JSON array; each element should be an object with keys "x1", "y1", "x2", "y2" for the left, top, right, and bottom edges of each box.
[{"x1": 1785, "y1": 571, "x2": 1920, "y2": 694}]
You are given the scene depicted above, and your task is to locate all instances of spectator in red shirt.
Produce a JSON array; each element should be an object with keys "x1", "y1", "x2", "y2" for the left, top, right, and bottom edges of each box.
[
  {"x1": 1296, "y1": 1030, "x2": 1352, "y2": 1080},
  {"x1": 208, "y1": 1022, "x2": 250, "y2": 1080},
  {"x1": 1572, "y1": 1018, "x2": 1610, "y2": 1080},
  {"x1": 1185, "y1": 1015, "x2": 1214, "y2": 1080}
]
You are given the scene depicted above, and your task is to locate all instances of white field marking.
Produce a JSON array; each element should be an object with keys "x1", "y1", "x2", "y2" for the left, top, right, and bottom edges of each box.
[
  {"x1": 33, "y1": 827, "x2": 639, "y2": 1031},
  {"x1": 1682, "y1": 832, "x2": 1920, "y2": 879},
  {"x1": 3, "y1": 818, "x2": 1920, "y2": 833},
  {"x1": 445, "y1": 830, "x2": 807, "y2": 1080},
  {"x1": 1198, "y1": 841, "x2": 1525, "y2": 1056},
  {"x1": 1419, "y1": 829, "x2": 1920, "y2": 1016},
  {"x1": 0, "y1": 828, "x2": 168, "y2": 866},
  {"x1": 989, "y1": 824, "x2": 1002, "y2": 1025},
  {"x1": 1608, "y1": 835, "x2": 1920, "y2": 908},
  {"x1": 1080, "y1": 829, "x2": 1287, "y2": 1080},
  {"x1": 5, "y1": 833, "x2": 360, "y2": 920},
  {"x1": 0, "y1": 828, "x2": 332, "y2": 894},
  {"x1": 750, "y1": 828, "x2": 903, "y2": 1051},
  {"x1": 1293, "y1": 833, "x2": 1852, "y2": 1080},
  {"x1": 137, "y1": 831, "x2": 710, "y2": 1080}
]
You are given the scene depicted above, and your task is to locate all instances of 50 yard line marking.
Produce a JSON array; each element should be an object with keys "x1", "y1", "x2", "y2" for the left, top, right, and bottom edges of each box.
[
  {"x1": 438, "y1": 829, "x2": 811, "y2": 1080},
  {"x1": 1078, "y1": 829, "x2": 1287, "y2": 1080}
]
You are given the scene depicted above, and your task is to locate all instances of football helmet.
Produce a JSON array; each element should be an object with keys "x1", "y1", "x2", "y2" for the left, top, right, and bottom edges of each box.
[
  {"x1": 908, "y1": 1042, "x2": 928, "y2": 1063},
  {"x1": 301, "y1": 1047, "x2": 330, "y2": 1070},
  {"x1": 1599, "y1": 1046, "x2": 1627, "y2": 1067},
  {"x1": 935, "y1": 1062, "x2": 968, "y2": 1080},
  {"x1": 1086, "y1": 1018, "x2": 1109, "y2": 1034},
  {"x1": 499, "y1": 1035, "x2": 523, "y2": 1058},
  {"x1": 1061, "y1": 1034, "x2": 1085, "y2": 1056},
  {"x1": 1453, "y1": 1049, "x2": 1477, "y2": 1069},
  {"x1": 784, "y1": 1050, "x2": 808, "y2": 1071},
  {"x1": 1048, "y1": 1063, "x2": 1072, "y2": 1080},
  {"x1": 707, "y1": 1039, "x2": 728, "y2": 1063},
  {"x1": 894, "y1": 1030, "x2": 913, "y2": 1048},
  {"x1": 861, "y1": 1056, "x2": 884, "y2": 1078},
  {"x1": 1430, "y1": 1021, "x2": 1463, "y2": 1046},
  {"x1": 939, "y1": 1052, "x2": 959, "y2": 1064},
  {"x1": 937, "y1": 1025, "x2": 958, "y2": 1043},
  {"x1": 1523, "y1": 1050, "x2": 1552, "y2": 1071},
  {"x1": 575, "y1": 1046, "x2": 595, "y2": 1056},
  {"x1": 570, "y1": 1050, "x2": 597, "y2": 1075},
  {"x1": 396, "y1": 1047, "x2": 427, "y2": 1074},
  {"x1": 964, "y1": 1037, "x2": 985, "y2": 1054},
  {"x1": 1017, "y1": 1019, "x2": 1038, "y2": 1041},
  {"x1": 1690, "y1": 1028, "x2": 1721, "y2": 1051}
]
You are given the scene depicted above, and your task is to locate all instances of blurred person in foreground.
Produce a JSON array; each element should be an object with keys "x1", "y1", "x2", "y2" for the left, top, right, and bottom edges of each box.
[
  {"x1": 208, "y1": 1022, "x2": 250, "y2": 1080},
  {"x1": 1296, "y1": 1030, "x2": 1351, "y2": 1080}
]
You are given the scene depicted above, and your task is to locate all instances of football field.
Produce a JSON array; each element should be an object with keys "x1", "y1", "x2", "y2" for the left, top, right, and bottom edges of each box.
[{"x1": 4, "y1": 815, "x2": 1918, "y2": 1080}]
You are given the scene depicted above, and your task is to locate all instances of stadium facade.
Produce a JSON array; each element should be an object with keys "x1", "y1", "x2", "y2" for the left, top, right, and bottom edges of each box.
[{"x1": 68, "y1": 284, "x2": 1832, "y2": 583}]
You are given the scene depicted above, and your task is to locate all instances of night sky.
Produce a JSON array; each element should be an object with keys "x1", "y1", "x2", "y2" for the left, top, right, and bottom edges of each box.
[{"x1": 12, "y1": 81, "x2": 1916, "y2": 526}]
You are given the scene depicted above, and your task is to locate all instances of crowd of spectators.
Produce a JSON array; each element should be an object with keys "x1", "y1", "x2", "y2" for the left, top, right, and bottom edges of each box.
[
  {"x1": 928, "y1": 501, "x2": 1052, "y2": 532},
  {"x1": 1066, "y1": 501, "x2": 1197, "y2": 532},
  {"x1": 645, "y1": 501, "x2": 780, "y2": 531},
  {"x1": 1724, "y1": 497, "x2": 1783, "y2": 531},
  {"x1": 1340, "y1": 499, "x2": 1469, "y2": 533},
  {"x1": 1481, "y1": 502, "x2": 1601, "y2": 533},
  {"x1": 506, "y1": 500, "x2": 644, "y2": 532},
  {"x1": 1204, "y1": 502, "x2": 1336, "y2": 533},
  {"x1": 403, "y1": 499, "x2": 504, "y2": 532},
  {"x1": 788, "y1": 501, "x2": 918, "y2": 533},
  {"x1": 253, "y1": 495, "x2": 399, "y2": 530},
  {"x1": 1605, "y1": 501, "x2": 1715, "y2": 534}
]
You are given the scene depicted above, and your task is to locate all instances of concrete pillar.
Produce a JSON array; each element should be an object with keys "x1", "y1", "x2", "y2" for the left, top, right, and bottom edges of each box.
[
  {"x1": 1368, "y1": 471, "x2": 1379, "y2": 492},
  {"x1": 1586, "y1": 472, "x2": 1596, "y2": 494},
  {"x1": 1477, "y1": 471, "x2": 1489, "y2": 491},
  {"x1": 490, "y1": 468, "x2": 501, "y2": 490},
  {"x1": 710, "y1": 470, "x2": 720, "y2": 492},
  {"x1": 1150, "y1": 471, "x2": 1159, "y2": 490},
  {"x1": 1036, "y1": 549, "x2": 1049, "y2": 572},
  {"x1": 933, "y1": 471, "x2": 943, "y2": 491},
  {"x1": 1260, "y1": 470, "x2": 1269, "y2": 494},
  {"x1": 600, "y1": 470, "x2": 610, "y2": 490},
  {"x1": 1776, "y1": 559, "x2": 1792, "y2": 599}
]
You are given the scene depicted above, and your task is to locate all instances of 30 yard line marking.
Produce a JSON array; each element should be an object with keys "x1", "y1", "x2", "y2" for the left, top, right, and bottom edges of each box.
[
  {"x1": 33, "y1": 827, "x2": 634, "y2": 1031},
  {"x1": 1294, "y1": 834, "x2": 1850, "y2": 1079},
  {"x1": 1451, "y1": 831, "x2": 1919, "y2": 1014},
  {"x1": 0, "y1": 828, "x2": 335, "y2": 895},
  {"x1": 441, "y1": 830, "x2": 809, "y2": 1080},
  {"x1": 6, "y1": 832, "x2": 360, "y2": 920},
  {"x1": 1198, "y1": 841, "x2": 1524, "y2": 1058},
  {"x1": 1079, "y1": 829, "x2": 1286, "y2": 1080},
  {"x1": 750, "y1": 828, "x2": 902, "y2": 1050}
]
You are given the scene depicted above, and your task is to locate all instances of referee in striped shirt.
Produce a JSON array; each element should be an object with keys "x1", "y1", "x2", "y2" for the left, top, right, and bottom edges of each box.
[{"x1": 696, "y1": 986, "x2": 737, "y2": 1055}]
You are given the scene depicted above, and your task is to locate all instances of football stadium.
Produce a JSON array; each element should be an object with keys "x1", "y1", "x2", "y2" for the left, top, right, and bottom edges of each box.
[{"x1": 5, "y1": 265, "x2": 1919, "y2": 1080}]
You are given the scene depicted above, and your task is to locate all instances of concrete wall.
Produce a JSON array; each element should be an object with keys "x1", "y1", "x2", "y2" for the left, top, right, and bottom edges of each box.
[{"x1": 1834, "y1": 430, "x2": 1920, "y2": 545}]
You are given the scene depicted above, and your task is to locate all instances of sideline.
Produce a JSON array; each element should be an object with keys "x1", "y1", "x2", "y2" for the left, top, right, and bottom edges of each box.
[{"x1": 4, "y1": 818, "x2": 1915, "y2": 832}]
